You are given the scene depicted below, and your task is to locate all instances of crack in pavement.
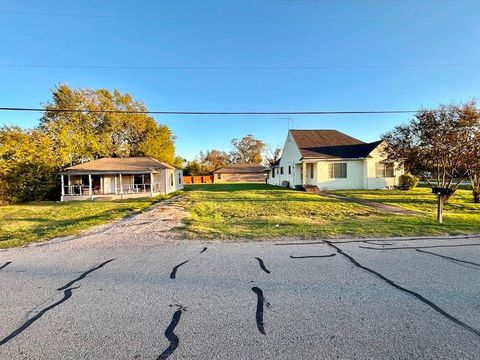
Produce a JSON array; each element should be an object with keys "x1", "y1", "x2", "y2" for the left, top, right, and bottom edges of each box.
[
  {"x1": 254, "y1": 257, "x2": 271, "y2": 274},
  {"x1": 170, "y1": 260, "x2": 189, "y2": 280},
  {"x1": 0, "y1": 259, "x2": 115, "y2": 347},
  {"x1": 170, "y1": 247, "x2": 208, "y2": 280},
  {"x1": 0, "y1": 287, "x2": 78, "y2": 347},
  {"x1": 359, "y1": 243, "x2": 480, "y2": 251},
  {"x1": 325, "y1": 241, "x2": 480, "y2": 338},
  {"x1": 252, "y1": 287, "x2": 267, "y2": 335},
  {"x1": 57, "y1": 259, "x2": 115, "y2": 291},
  {"x1": 363, "y1": 240, "x2": 392, "y2": 246},
  {"x1": 157, "y1": 308, "x2": 185, "y2": 360},
  {"x1": 415, "y1": 249, "x2": 480, "y2": 270},
  {"x1": 0, "y1": 261, "x2": 11, "y2": 271},
  {"x1": 290, "y1": 254, "x2": 336, "y2": 259}
]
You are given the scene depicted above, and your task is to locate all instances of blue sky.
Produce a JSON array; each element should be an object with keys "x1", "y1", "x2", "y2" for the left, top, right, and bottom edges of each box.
[{"x1": 0, "y1": 0, "x2": 479, "y2": 160}]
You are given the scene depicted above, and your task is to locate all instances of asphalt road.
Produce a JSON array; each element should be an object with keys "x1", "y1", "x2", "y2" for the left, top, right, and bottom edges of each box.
[{"x1": 1, "y1": 212, "x2": 480, "y2": 359}]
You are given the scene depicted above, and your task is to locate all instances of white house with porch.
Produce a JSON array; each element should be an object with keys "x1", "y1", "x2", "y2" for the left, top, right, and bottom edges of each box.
[
  {"x1": 266, "y1": 130, "x2": 403, "y2": 190},
  {"x1": 60, "y1": 157, "x2": 183, "y2": 201}
]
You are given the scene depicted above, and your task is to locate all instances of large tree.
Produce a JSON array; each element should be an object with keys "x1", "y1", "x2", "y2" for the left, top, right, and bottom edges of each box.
[
  {"x1": 199, "y1": 149, "x2": 231, "y2": 172},
  {"x1": 230, "y1": 135, "x2": 265, "y2": 164},
  {"x1": 382, "y1": 101, "x2": 479, "y2": 204},
  {"x1": 0, "y1": 127, "x2": 58, "y2": 203},
  {"x1": 40, "y1": 84, "x2": 176, "y2": 165}
]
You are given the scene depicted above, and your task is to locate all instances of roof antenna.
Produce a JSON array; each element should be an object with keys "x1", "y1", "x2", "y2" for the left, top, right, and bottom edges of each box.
[{"x1": 276, "y1": 117, "x2": 294, "y2": 130}]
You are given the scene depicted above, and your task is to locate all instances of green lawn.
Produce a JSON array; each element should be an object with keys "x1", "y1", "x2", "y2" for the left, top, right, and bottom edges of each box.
[
  {"x1": 179, "y1": 184, "x2": 480, "y2": 239},
  {"x1": 0, "y1": 194, "x2": 178, "y2": 249}
]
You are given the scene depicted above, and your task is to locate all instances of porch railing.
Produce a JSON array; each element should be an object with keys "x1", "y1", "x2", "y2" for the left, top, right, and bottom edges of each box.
[{"x1": 63, "y1": 184, "x2": 155, "y2": 196}]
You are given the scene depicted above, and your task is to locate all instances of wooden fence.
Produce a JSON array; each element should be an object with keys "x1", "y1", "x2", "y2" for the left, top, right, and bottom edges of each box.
[{"x1": 183, "y1": 175, "x2": 215, "y2": 184}]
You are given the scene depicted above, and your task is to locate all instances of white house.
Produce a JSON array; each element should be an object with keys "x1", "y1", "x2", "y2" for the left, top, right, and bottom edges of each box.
[
  {"x1": 60, "y1": 157, "x2": 183, "y2": 201},
  {"x1": 266, "y1": 130, "x2": 402, "y2": 190}
]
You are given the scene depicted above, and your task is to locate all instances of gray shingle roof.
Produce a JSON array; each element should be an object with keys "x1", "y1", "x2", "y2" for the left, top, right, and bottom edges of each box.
[
  {"x1": 212, "y1": 163, "x2": 266, "y2": 174},
  {"x1": 63, "y1": 157, "x2": 176, "y2": 173},
  {"x1": 290, "y1": 130, "x2": 382, "y2": 159}
]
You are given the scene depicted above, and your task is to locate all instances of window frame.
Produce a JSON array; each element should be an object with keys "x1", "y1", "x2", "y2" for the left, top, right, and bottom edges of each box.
[{"x1": 328, "y1": 163, "x2": 347, "y2": 179}]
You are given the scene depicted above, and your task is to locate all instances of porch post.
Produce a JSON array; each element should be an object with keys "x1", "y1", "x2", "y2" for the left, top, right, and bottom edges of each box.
[
  {"x1": 88, "y1": 174, "x2": 93, "y2": 200},
  {"x1": 119, "y1": 174, "x2": 123, "y2": 200},
  {"x1": 60, "y1": 175, "x2": 64, "y2": 201},
  {"x1": 302, "y1": 162, "x2": 307, "y2": 186},
  {"x1": 150, "y1": 172, "x2": 154, "y2": 197}
]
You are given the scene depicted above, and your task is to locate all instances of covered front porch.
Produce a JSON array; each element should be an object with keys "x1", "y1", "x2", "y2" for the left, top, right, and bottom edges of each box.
[{"x1": 61, "y1": 172, "x2": 162, "y2": 201}]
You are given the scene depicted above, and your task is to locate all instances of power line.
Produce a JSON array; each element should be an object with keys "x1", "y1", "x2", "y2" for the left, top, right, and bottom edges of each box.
[
  {"x1": 0, "y1": 10, "x2": 282, "y2": 23},
  {"x1": 0, "y1": 107, "x2": 437, "y2": 116},
  {"x1": 0, "y1": 62, "x2": 479, "y2": 71}
]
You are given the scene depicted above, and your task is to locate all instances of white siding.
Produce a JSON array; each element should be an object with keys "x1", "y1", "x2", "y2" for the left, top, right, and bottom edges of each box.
[
  {"x1": 364, "y1": 145, "x2": 403, "y2": 189},
  {"x1": 266, "y1": 131, "x2": 303, "y2": 187},
  {"x1": 315, "y1": 160, "x2": 364, "y2": 190}
]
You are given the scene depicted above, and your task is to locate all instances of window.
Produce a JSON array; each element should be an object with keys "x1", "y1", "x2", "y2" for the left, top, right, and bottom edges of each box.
[
  {"x1": 272, "y1": 169, "x2": 275, "y2": 178},
  {"x1": 178, "y1": 172, "x2": 182, "y2": 184},
  {"x1": 217, "y1": 173, "x2": 222, "y2": 180},
  {"x1": 288, "y1": 166, "x2": 291, "y2": 175},
  {"x1": 328, "y1": 163, "x2": 347, "y2": 178},
  {"x1": 170, "y1": 173, "x2": 174, "y2": 186},
  {"x1": 376, "y1": 162, "x2": 395, "y2": 178},
  {"x1": 280, "y1": 167, "x2": 284, "y2": 175},
  {"x1": 310, "y1": 164, "x2": 314, "y2": 179}
]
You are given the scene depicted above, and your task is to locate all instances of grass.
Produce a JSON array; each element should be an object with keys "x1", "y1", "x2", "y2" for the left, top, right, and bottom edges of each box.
[
  {"x1": 0, "y1": 193, "x2": 179, "y2": 249},
  {"x1": 178, "y1": 184, "x2": 480, "y2": 240}
]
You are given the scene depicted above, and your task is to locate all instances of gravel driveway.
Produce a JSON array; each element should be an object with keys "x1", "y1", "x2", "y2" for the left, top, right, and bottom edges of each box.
[{"x1": 1, "y1": 204, "x2": 479, "y2": 359}]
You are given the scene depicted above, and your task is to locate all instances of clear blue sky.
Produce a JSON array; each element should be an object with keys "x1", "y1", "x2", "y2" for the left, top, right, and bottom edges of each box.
[{"x1": 1, "y1": 0, "x2": 479, "y2": 160}]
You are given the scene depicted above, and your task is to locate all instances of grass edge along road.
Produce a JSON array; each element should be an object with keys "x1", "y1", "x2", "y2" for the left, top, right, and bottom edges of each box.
[
  {"x1": 1, "y1": 184, "x2": 479, "y2": 249},
  {"x1": 0, "y1": 193, "x2": 179, "y2": 249},
  {"x1": 178, "y1": 184, "x2": 480, "y2": 240}
]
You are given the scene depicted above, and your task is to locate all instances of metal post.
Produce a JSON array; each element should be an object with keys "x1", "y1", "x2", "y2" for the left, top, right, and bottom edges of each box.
[
  {"x1": 119, "y1": 174, "x2": 123, "y2": 200},
  {"x1": 60, "y1": 175, "x2": 64, "y2": 201},
  {"x1": 88, "y1": 174, "x2": 93, "y2": 200},
  {"x1": 437, "y1": 195, "x2": 443, "y2": 224}
]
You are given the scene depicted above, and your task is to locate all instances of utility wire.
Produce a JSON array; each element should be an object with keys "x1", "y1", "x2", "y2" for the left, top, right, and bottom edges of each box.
[
  {"x1": 0, "y1": 62, "x2": 479, "y2": 71},
  {"x1": 0, "y1": 107, "x2": 449, "y2": 116}
]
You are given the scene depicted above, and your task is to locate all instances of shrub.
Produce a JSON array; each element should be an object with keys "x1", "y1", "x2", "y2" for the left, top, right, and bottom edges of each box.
[{"x1": 398, "y1": 174, "x2": 418, "y2": 190}]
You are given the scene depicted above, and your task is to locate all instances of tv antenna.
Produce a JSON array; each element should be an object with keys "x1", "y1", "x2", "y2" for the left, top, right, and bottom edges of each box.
[{"x1": 276, "y1": 117, "x2": 294, "y2": 130}]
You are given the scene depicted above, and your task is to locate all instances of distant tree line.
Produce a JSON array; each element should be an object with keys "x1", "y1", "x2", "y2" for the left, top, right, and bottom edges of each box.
[
  {"x1": 184, "y1": 135, "x2": 281, "y2": 176},
  {"x1": 0, "y1": 84, "x2": 180, "y2": 203},
  {"x1": 382, "y1": 100, "x2": 480, "y2": 203}
]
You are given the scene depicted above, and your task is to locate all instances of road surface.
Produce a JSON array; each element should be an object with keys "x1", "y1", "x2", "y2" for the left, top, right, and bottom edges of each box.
[{"x1": 1, "y1": 211, "x2": 480, "y2": 359}]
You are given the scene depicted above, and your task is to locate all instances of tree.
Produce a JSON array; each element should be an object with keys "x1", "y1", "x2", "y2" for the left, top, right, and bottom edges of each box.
[
  {"x1": 199, "y1": 149, "x2": 231, "y2": 172},
  {"x1": 230, "y1": 135, "x2": 265, "y2": 164},
  {"x1": 40, "y1": 84, "x2": 176, "y2": 165},
  {"x1": 470, "y1": 131, "x2": 480, "y2": 203},
  {"x1": 382, "y1": 101, "x2": 479, "y2": 211},
  {"x1": 0, "y1": 127, "x2": 58, "y2": 203},
  {"x1": 184, "y1": 160, "x2": 203, "y2": 176},
  {"x1": 264, "y1": 145, "x2": 282, "y2": 166}
]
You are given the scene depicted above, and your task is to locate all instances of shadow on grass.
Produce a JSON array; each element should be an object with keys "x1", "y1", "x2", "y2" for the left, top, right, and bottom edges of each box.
[{"x1": 183, "y1": 183, "x2": 293, "y2": 193}]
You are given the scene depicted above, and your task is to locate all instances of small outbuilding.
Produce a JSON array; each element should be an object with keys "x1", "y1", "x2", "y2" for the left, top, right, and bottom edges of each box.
[
  {"x1": 212, "y1": 163, "x2": 267, "y2": 183},
  {"x1": 60, "y1": 157, "x2": 183, "y2": 201}
]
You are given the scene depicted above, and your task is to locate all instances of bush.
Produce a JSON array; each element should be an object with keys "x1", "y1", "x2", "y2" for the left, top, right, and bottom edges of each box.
[{"x1": 398, "y1": 174, "x2": 418, "y2": 190}]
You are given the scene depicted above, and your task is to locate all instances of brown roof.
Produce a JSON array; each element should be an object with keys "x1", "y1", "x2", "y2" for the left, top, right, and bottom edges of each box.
[
  {"x1": 290, "y1": 130, "x2": 382, "y2": 159},
  {"x1": 62, "y1": 157, "x2": 176, "y2": 173},
  {"x1": 213, "y1": 163, "x2": 266, "y2": 174}
]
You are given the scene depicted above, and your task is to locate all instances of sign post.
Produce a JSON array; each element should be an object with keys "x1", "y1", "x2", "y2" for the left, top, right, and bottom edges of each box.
[{"x1": 432, "y1": 188, "x2": 453, "y2": 225}]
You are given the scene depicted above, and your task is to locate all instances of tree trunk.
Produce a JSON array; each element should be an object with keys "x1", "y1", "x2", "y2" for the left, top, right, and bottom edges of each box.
[
  {"x1": 470, "y1": 175, "x2": 480, "y2": 203},
  {"x1": 474, "y1": 190, "x2": 480, "y2": 203}
]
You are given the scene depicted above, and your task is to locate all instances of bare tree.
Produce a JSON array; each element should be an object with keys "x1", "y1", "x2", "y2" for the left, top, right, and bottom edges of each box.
[{"x1": 264, "y1": 145, "x2": 282, "y2": 166}]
